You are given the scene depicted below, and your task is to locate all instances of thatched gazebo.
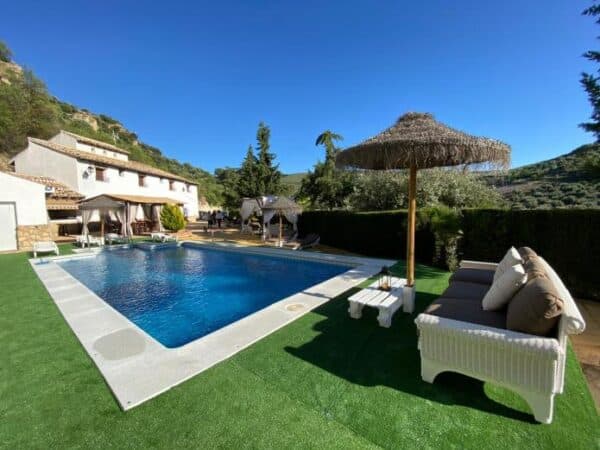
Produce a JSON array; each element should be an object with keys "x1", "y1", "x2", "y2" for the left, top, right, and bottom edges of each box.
[
  {"x1": 261, "y1": 196, "x2": 302, "y2": 247},
  {"x1": 336, "y1": 112, "x2": 510, "y2": 306}
]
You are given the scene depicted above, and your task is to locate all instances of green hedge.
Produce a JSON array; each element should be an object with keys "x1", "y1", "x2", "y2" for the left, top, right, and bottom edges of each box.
[
  {"x1": 459, "y1": 209, "x2": 600, "y2": 301},
  {"x1": 299, "y1": 209, "x2": 600, "y2": 300},
  {"x1": 298, "y1": 210, "x2": 436, "y2": 262}
]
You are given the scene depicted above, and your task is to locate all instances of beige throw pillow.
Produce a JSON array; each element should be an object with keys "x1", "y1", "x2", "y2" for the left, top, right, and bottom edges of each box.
[
  {"x1": 483, "y1": 264, "x2": 527, "y2": 311},
  {"x1": 506, "y1": 275, "x2": 564, "y2": 336},
  {"x1": 494, "y1": 247, "x2": 524, "y2": 282}
]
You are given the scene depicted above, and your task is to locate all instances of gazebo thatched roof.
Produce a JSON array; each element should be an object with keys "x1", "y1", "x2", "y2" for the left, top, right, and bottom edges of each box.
[
  {"x1": 261, "y1": 196, "x2": 302, "y2": 212},
  {"x1": 335, "y1": 112, "x2": 511, "y2": 170}
]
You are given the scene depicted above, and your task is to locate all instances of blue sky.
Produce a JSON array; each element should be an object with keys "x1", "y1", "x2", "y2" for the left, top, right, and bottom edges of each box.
[{"x1": 2, "y1": 0, "x2": 597, "y2": 173}]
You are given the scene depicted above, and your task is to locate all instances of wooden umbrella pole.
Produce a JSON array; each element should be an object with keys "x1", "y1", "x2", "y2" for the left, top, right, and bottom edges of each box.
[
  {"x1": 406, "y1": 164, "x2": 417, "y2": 286},
  {"x1": 279, "y1": 213, "x2": 283, "y2": 247},
  {"x1": 100, "y1": 210, "x2": 105, "y2": 237}
]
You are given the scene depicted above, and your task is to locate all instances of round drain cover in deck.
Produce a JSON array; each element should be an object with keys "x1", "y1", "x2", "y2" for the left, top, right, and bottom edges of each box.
[
  {"x1": 93, "y1": 328, "x2": 146, "y2": 360},
  {"x1": 285, "y1": 303, "x2": 305, "y2": 312}
]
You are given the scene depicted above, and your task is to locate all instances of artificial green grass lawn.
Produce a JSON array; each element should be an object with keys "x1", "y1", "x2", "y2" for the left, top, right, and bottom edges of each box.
[{"x1": 2, "y1": 245, "x2": 599, "y2": 449}]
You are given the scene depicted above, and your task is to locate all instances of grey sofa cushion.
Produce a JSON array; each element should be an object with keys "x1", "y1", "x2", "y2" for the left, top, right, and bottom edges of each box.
[
  {"x1": 425, "y1": 297, "x2": 506, "y2": 329},
  {"x1": 441, "y1": 281, "x2": 490, "y2": 302},
  {"x1": 506, "y1": 276, "x2": 564, "y2": 337},
  {"x1": 449, "y1": 268, "x2": 495, "y2": 286}
]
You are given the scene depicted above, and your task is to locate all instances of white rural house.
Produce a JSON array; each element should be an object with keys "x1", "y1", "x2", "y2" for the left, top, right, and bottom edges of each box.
[
  {"x1": 0, "y1": 171, "x2": 50, "y2": 251},
  {"x1": 9, "y1": 129, "x2": 198, "y2": 223},
  {"x1": 0, "y1": 130, "x2": 200, "y2": 250},
  {"x1": 0, "y1": 171, "x2": 85, "y2": 251}
]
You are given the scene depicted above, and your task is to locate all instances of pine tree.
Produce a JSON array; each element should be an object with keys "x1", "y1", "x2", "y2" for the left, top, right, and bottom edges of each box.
[
  {"x1": 237, "y1": 145, "x2": 259, "y2": 197},
  {"x1": 214, "y1": 167, "x2": 241, "y2": 211},
  {"x1": 254, "y1": 122, "x2": 282, "y2": 194},
  {"x1": 580, "y1": 3, "x2": 600, "y2": 140}
]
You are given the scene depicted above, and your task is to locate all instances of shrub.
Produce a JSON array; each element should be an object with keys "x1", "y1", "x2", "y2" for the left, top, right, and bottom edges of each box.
[
  {"x1": 160, "y1": 204, "x2": 186, "y2": 231},
  {"x1": 419, "y1": 205, "x2": 462, "y2": 270}
]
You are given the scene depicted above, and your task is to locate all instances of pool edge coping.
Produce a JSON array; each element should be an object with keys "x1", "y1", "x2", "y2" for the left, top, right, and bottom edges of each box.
[{"x1": 30, "y1": 243, "x2": 397, "y2": 411}]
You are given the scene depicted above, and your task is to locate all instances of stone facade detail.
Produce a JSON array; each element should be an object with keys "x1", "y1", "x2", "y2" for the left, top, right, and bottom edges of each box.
[{"x1": 17, "y1": 224, "x2": 56, "y2": 250}]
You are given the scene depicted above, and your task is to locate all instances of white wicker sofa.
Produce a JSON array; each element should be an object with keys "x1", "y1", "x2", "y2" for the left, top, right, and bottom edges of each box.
[{"x1": 414, "y1": 254, "x2": 586, "y2": 424}]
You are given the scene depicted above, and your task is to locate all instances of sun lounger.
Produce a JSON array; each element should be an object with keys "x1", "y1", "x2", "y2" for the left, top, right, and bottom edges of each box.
[
  {"x1": 150, "y1": 232, "x2": 177, "y2": 243},
  {"x1": 76, "y1": 235, "x2": 104, "y2": 248},
  {"x1": 32, "y1": 241, "x2": 59, "y2": 258},
  {"x1": 348, "y1": 277, "x2": 406, "y2": 327},
  {"x1": 282, "y1": 233, "x2": 320, "y2": 250},
  {"x1": 105, "y1": 233, "x2": 127, "y2": 245}
]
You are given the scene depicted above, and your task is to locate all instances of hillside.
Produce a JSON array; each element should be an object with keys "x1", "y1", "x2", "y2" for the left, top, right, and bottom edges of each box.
[
  {"x1": 485, "y1": 144, "x2": 600, "y2": 209},
  {"x1": 0, "y1": 59, "x2": 222, "y2": 204},
  {"x1": 2, "y1": 46, "x2": 599, "y2": 211},
  {"x1": 281, "y1": 172, "x2": 307, "y2": 195}
]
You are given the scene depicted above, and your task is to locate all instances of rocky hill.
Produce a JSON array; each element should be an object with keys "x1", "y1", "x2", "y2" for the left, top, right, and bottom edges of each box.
[{"x1": 0, "y1": 58, "x2": 222, "y2": 204}]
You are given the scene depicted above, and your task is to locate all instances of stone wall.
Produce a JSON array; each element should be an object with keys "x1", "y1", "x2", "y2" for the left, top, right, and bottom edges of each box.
[{"x1": 17, "y1": 224, "x2": 57, "y2": 250}]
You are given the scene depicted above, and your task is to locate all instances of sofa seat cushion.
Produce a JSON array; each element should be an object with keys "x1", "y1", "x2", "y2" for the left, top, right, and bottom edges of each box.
[
  {"x1": 507, "y1": 276, "x2": 564, "y2": 337},
  {"x1": 442, "y1": 281, "x2": 491, "y2": 302},
  {"x1": 425, "y1": 297, "x2": 507, "y2": 329},
  {"x1": 449, "y1": 268, "x2": 494, "y2": 286}
]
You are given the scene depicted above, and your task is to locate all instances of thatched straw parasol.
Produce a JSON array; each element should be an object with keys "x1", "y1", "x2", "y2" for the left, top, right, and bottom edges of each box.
[
  {"x1": 262, "y1": 196, "x2": 302, "y2": 247},
  {"x1": 336, "y1": 112, "x2": 510, "y2": 292}
]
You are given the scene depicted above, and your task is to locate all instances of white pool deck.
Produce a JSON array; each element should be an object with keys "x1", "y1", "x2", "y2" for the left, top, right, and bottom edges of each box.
[{"x1": 31, "y1": 241, "x2": 396, "y2": 410}]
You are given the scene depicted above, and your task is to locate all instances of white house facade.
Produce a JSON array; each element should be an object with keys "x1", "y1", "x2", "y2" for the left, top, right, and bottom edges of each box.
[
  {"x1": 10, "y1": 131, "x2": 200, "y2": 220},
  {"x1": 0, "y1": 171, "x2": 49, "y2": 251}
]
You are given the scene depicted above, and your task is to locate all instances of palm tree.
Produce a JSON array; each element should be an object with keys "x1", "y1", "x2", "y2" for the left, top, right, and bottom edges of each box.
[{"x1": 315, "y1": 130, "x2": 344, "y2": 163}]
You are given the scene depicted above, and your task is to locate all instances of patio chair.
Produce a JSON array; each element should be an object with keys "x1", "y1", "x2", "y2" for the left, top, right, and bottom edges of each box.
[{"x1": 32, "y1": 241, "x2": 59, "y2": 258}]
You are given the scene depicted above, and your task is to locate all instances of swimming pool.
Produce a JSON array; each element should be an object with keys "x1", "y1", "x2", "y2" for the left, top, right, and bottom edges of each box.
[{"x1": 58, "y1": 245, "x2": 350, "y2": 347}]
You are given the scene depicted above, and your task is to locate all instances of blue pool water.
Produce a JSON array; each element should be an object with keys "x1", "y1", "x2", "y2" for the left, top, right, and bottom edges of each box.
[{"x1": 58, "y1": 245, "x2": 349, "y2": 347}]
